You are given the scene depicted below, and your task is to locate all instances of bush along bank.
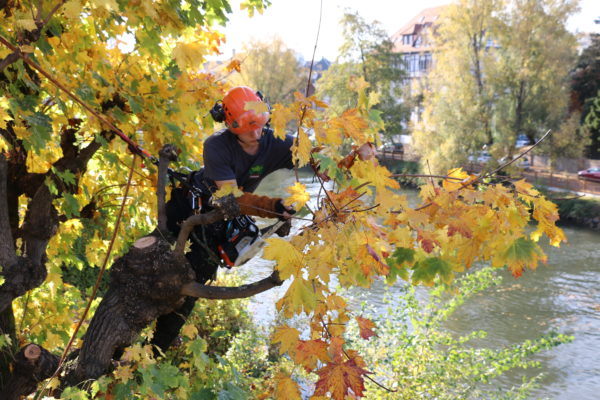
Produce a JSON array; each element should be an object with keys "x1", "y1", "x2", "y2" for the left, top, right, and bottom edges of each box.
[
  {"x1": 553, "y1": 195, "x2": 600, "y2": 231},
  {"x1": 378, "y1": 159, "x2": 421, "y2": 188}
]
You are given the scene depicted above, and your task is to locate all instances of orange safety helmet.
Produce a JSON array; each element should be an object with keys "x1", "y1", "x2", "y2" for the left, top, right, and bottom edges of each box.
[{"x1": 222, "y1": 86, "x2": 269, "y2": 134}]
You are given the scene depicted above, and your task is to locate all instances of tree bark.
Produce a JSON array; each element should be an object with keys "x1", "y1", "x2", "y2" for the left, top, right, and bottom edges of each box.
[{"x1": 63, "y1": 236, "x2": 195, "y2": 385}]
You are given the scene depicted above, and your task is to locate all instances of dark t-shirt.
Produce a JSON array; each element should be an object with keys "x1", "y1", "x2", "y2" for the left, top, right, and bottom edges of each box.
[{"x1": 203, "y1": 128, "x2": 294, "y2": 193}]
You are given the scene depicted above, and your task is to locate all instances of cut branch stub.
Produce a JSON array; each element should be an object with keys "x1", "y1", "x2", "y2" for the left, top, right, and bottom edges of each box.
[{"x1": 0, "y1": 343, "x2": 59, "y2": 400}]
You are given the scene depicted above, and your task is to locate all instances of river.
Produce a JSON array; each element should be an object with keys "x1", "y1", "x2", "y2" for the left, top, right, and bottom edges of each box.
[{"x1": 240, "y1": 169, "x2": 600, "y2": 399}]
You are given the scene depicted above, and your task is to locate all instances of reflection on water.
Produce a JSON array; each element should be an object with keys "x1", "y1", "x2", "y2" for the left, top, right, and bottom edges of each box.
[{"x1": 237, "y1": 169, "x2": 600, "y2": 399}]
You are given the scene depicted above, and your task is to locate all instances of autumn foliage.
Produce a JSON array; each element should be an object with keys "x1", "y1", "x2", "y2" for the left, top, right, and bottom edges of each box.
[{"x1": 0, "y1": 0, "x2": 567, "y2": 398}]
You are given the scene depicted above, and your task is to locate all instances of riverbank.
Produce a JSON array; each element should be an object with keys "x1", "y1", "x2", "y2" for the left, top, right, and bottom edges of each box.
[{"x1": 553, "y1": 194, "x2": 600, "y2": 231}]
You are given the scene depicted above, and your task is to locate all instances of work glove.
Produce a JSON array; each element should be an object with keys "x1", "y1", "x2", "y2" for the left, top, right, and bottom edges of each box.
[{"x1": 275, "y1": 199, "x2": 296, "y2": 221}]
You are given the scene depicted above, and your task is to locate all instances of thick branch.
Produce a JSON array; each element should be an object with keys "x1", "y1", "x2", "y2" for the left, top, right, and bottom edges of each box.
[
  {"x1": 174, "y1": 210, "x2": 225, "y2": 255},
  {"x1": 0, "y1": 52, "x2": 20, "y2": 72},
  {"x1": 180, "y1": 271, "x2": 284, "y2": 299},
  {"x1": 157, "y1": 144, "x2": 178, "y2": 233},
  {"x1": 0, "y1": 154, "x2": 17, "y2": 269}
]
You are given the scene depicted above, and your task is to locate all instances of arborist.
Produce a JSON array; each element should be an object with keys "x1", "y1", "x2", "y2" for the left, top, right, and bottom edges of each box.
[{"x1": 152, "y1": 86, "x2": 296, "y2": 352}]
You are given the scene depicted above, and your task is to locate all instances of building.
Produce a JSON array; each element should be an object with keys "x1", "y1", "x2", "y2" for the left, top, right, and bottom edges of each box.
[
  {"x1": 389, "y1": 6, "x2": 447, "y2": 133},
  {"x1": 391, "y1": 6, "x2": 446, "y2": 82}
]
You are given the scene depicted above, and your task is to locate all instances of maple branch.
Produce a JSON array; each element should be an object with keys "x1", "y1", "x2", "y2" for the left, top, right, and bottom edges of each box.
[
  {"x1": 36, "y1": 0, "x2": 44, "y2": 24},
  {"x1": 42, "y1": 0, "x2": 67, "y2": 26},
  {"x1": 180, "y1": 270, "x2": 283, "y2": 299},
  {"x1": 391, "y1": 130, "x2": 553, "y2": 215},
  {"x1": 483, "y1": 129, "x2": 551, "y2": 179},
  {"x1": 391, "y1": 173, "x2": 463, "y2": 180},
  {"x1": 292, "y1": 0, "x2": 323, "y2": 181}
]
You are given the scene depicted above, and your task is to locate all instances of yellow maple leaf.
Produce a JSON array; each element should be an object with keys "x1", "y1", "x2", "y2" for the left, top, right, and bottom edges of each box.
[
  {"x1": 263, "y1": 238, "x2": 303, "y2": 279},
  {"x1": 172, "y1": 41, "x2": 206, "y2": 70},
  {"x1": 90, "y1": 0, "x2": 118, "y2": 11},
  {"x1": 276, "y1": 277, "x2": 318, "y2": 317},
  {"x1": 513, "y1": 178, "x2": 536, "y2": 197},
  {"x1": 270, "y1": 104, "x2": 296, "y2": 140},
  {"x1": 442, "y1": 167, "x2": 472, "y2": 191},
  {"x1": 292, "y1": 127, "x2": 312, "y2": 167},
  {"x1": 114, "y1": 365, "x2": 135, "y2": 382},
  {"x1": 17, "y1": 19, "x2": 37, "y2": 30},
  {"x1": 274, "y1": 373, "x2": 301, "y2": 400},
  {"x1": 213, "y1": 183, "x2": 243, "y2": 199},
  {"x1": 181, "y1": 323, "x2": 198, "y2": 339},
  {"x1": 244, "y1": 101, "x2": 269, "y2": 114},
  {"x1": 272, "y1": 325, "x2": 300, "y2": 355},
  {"x1": 0, "y1": 97, "x2": 10, "y2": 131},
  {"x1": 283, "y1": 182, "x2": 310, "y2": 211},
  {"x1": 47, "y1": 377, "x2": 61, "y2": 390}
]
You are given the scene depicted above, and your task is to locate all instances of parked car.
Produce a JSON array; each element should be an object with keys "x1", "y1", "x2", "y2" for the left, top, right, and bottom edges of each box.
[
  {"x1": 515, "y1": 134, "x2": 531, "y2": 148},
  {"x1": 578, "y1": 167, "x2": 600, "y2": 181},
  {"x1": 516, "y1": 158, "x2": 531, "y2": 170},
  {"x1": 468, "y1": 151, "x2": 492, "y2": 163},
  {"x1": 383, "y1": 143, "x2": 404, "y2": 154}
]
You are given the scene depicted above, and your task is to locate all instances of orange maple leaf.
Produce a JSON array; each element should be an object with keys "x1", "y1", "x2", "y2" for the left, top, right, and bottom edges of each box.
[
  {"x1": 294, "y1": 339, "x2": 330, "y2": 370},
  {"x1": 225, "y1": 59, "x2": 241, "y2": 73},
  {"x1": 314, "y1": 358, "x2": 368, "y2": 400},
  {"x1": 356, "y1": 316, "x2": 377, "y2": 340}
]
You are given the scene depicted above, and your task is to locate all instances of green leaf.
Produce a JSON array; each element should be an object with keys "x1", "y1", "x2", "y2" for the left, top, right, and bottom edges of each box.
[
  {"x1": 163, "y1": 122, "x2": 182, "y2": 135},
  {"x1": 24, "y1": 112, "x2": 52, "y2": 150},
  {"x1": 412, "y1": 257, "x2": 453, "y2": 285},
  {"x1": 45, "y1": 176, "x2": 58, "y2": 195},
  {"x1": 125, "y1": 94, "x2": 143, "y2": 114},
  {"x1": 210, "y1": 330, "x2": 229, "y2": 338},
  {"x1": 54, "y1": 168, "x2": 77, "y2": 186},
  {"x1": 62, "y1": 193, "x2": 81, "y2": 217},
  {"x1": 503, "y1": 237, "x2": 539, "y2": 263},
  {"x1": 75, "y1": 83, "x2": 95, "y2": 103},
  {"x1": 386, "y1": 247, "x2": 415, "y2": 283},
  {"x1": 190, "y1": 388, "x2": 216, "y2": 400}
]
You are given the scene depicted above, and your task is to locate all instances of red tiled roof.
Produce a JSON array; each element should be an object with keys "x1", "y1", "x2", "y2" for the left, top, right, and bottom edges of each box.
[{"x1": 391, "y1": 6, "x2": 448, "y2": 53}]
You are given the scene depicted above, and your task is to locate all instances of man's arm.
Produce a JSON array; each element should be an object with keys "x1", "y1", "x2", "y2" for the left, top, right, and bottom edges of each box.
[{"x1": 214, "y1": 179, "x2": 293, "y2": 220}]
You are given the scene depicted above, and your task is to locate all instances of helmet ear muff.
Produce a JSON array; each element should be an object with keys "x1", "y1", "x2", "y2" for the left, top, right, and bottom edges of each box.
[
  {"x1": 255, "y1": 91, "x2": 272, "y2": 117},
  {"x1": 209, "y1": 101, "x2": 225, "y2": 123}
]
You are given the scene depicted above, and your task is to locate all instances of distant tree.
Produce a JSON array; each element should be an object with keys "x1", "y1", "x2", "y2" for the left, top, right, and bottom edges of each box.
[
  {"x1": 413, "y1": 0, "x2": 579, "y2": 173},
  {"x1": 317, "y1": 12, "x2": 407, "y2": 139},
  {"x1": 584, "y1": 90, "x2": 600, "y2": 156},
  {"x1": 229, "y1": 37, "x2": 307, "y2": 105},
  {"x1": 571, "y1": 31, "x2": 600, "y2": 158}
]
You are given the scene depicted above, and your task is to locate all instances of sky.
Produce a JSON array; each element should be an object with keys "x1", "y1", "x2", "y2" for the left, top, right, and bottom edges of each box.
[{"x1": 211, "y1": 0, "x2": 600, "y2": 61}]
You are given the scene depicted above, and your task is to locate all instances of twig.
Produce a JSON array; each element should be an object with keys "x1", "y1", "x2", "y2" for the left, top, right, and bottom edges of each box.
[
  {"x1": 41, "y1": 154, "x2": 137, "y2": 396},
  {"x1": 292, "y1": 0, "x2": 323, "y2": 182},
  {"x1": 484, "y1": 129, "x2": 551, "y2": 179}
]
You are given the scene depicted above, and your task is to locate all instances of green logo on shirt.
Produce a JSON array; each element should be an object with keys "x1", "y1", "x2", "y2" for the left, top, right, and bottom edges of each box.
[{"x1": 249, "y1": 165, "x2": 264, "y2": 178}]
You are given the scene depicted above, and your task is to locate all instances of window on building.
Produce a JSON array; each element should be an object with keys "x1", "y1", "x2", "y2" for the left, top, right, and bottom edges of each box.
[{"x1": 418, "y1": 53, "x2": 432, "y2": 71}]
